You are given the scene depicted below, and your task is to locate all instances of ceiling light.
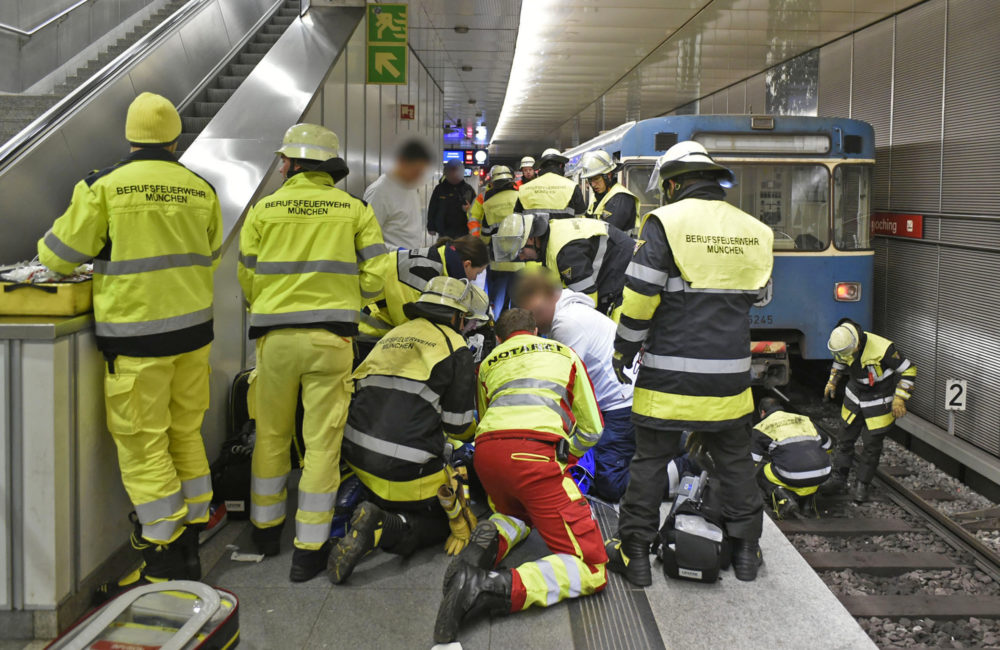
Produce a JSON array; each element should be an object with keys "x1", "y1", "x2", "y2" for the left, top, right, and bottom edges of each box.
[{"x1": 454, "y1": 25, "x2": 469, "y2": 34}]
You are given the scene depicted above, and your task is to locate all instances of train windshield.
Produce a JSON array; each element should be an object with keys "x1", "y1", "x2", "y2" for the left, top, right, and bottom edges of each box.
[{"x1": 624, "y1": 161, "x2": 873, "y2": 252}]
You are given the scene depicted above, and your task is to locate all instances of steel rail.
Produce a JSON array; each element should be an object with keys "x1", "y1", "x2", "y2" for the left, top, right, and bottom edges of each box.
[{"x1": 0, "y1": 0, "x2": 95, "y2": 38}]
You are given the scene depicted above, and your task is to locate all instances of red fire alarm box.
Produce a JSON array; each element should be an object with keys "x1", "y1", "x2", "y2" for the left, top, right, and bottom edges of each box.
[{"x1": 400, "y1": 104, "x2": 415, "y2": 120}]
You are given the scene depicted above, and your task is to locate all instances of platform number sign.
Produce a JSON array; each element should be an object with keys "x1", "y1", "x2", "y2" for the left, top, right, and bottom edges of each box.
[
  {"x1": 945, "y1": 379, "x2": 967, "y2": 411},
  {"x1": 367, "y1": 3, "x2": 407, "y2": 85}
]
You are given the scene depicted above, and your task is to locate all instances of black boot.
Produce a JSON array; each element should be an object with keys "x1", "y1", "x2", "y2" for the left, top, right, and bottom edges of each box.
[
  {"x1": 799, "y1": 493, "x2": 820, "y2": 518},
  {"x1": 852, "y1": 481, "x2": 870, "y2": 503},
  {"x1": 435, "y1": 563, "x2": 512, "y2": 643},
  {"x1": 820, "y1": 471, "x2": 848, "y2": 495},
  {"x1": 327, "y1": 501, "x2": 385, "y2": 584},
  {"x1": 252, "y1": 523, "x2": 283, "y2": 557},
  {"x1": 605, "y1": 537, "x2": 652, "y2": 587},
  {"x1": 290, "y1": 541, "x2": 332, "y2": 583},
  {"x1": 94, "y1": 516, "x2": 187, "y2": 605},
  {"x1": 731, "y1": 538, "x2": 763, "y2": 582},
  {"x1": 443, "y1": 520, "x2": 500, "y2": 593},
  {"x1": 178, "y1": 524, "x2": 203, "y2": 580}
]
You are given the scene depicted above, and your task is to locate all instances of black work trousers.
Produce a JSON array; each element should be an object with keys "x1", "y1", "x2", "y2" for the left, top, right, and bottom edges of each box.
[
  {"x1": 617, "y1": 424, "x2": 763, "y2": 544},
  {"x1": 832, "y1": 418, "x2": 884, "y2": 485},
  {"x1": 378, "y1": 503, "x2": 450, "y2": 557}
]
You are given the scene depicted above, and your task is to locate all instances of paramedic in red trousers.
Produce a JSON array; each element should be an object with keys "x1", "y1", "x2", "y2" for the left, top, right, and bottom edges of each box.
[
  {"x1": 38, "y1": 93, "x2": 221, "y2": 599},
  {"x1": 434, "y1": 309, "x2": 607, "y2": 643},
  {"x1": 605, "y1": 141, "x2": 774, "y2": 585},
  {"x1": 514, "y1": 270, "x2": 636, "y2": 501}
]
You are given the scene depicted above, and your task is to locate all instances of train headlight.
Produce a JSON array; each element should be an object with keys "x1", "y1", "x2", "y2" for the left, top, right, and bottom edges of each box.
[{"x1": 835, "y1": 282, "x2": 862, "y2": 302}]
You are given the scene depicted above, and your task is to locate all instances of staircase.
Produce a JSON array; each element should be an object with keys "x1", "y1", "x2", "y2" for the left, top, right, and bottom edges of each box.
[
  {"x1": 177, "y1": 0, "x2": 300, "y2": 154},
  {"x1": 0, "y1": 0, "x2": 187, "y2": 147}
]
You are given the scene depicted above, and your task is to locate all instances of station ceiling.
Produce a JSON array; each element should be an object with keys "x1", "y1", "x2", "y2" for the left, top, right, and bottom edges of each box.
[
  {"x1": 486, "y1": 0, "x2": 924, "y2": 157},
  {"x1": 409, "y1": 0, "x2": 521, "y2": 138}
]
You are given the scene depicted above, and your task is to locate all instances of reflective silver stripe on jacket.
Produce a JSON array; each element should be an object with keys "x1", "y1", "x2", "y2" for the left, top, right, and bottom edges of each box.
[
  {"x1": 134, "y1": 490, "x2": 185, "y2": 524},
  {"x1": 357, "y1": 375, "x2": 441, "y2": 409},
  {"x1": 94, "y1": 252, "x2": 215, "y2": 276},
  {"x1": 361, "y1": 287, "x2": 381, "y2": 300},
  {"x1": 663, "y1": 275, "x2": 761, "y2": 295},
  {"x1": 398, "y1": 253, "x2": 442, "y2": 290},
  {"x1": 496, "y1": 378, "x2": 569, "y2": 402},
  {"x1": 626, "y1": 262, "x2": 668, "y2": 286},
  {"x1": 616, "y1": 323, "x2": 647, "y2": 343},
  {"x1": 357, "y1": 243, "x2": 387, "y2": 261},
  {"x1": 96, "y1": 306, "x2": 213, "y2": 337},
  {"x1": 832, "y1": 361, "x2": 847, "y2": 370},
  {"x1": 254, "y1": 260, "x2": 358, "y2": 275},
  {"x1": 249, "y1": 309, "x2": 360, "y2": 327},
  {"x1": 360, "y1": 311, "x2": 391, "y2": 332},
  {"x1": 767, "y1": 435, "x2": 822, "y2": 452},
  {"x1": 565, "y1": 236, "x2": 607, "y2": 293},
  {"x1": 343, "y1": 424, "x2": 437, "y2": 464},
  {"x1": 641, "y1": 352, "x2": 752, "y2": 374},
  {"x1": 489, "y1": 393, "x2": 572, "y2": 430},
  {"x1": 43, "y1": 230, "x2": 91, "y2": 263},
  {"x1": 442, "y1": 409, "x2": 474, "y2": 426},
  {"x1": 844, "y1": 388, "x2": 894, "y2": 408},
  {"x1": 774, "y1": 465, "x2": 832, "y2": 481},
  {"x1": 239, "y1": 253, "x2": 257, "y2": 269}
]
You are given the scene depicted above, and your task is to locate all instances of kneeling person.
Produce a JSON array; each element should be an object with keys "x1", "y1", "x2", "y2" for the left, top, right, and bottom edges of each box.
[
  {"x1": 435, "y1": 309, "x2": 607, "y2": 643},
  {"x1": 752, "y1": 398, "x2": 831, "y2": 519},
  {"x1": 329, "y1": 277, "x2": 487, "y2": 583}
]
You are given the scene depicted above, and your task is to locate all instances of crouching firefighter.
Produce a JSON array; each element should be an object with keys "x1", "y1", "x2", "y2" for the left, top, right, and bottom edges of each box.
[
  {"x1": 434, "y1": 309, "x2": 607, "y2": 644},
  {"x1": 752, "y1": 398, "x2": 832, "y2": 519},
  {"x1": 492, "y1": 212, "x2": 634, "y2": 315},
  {"x1": 823, "y1": 319, "x2": 916, "y2": 503},
  {"x1": 328, "y1": 277, "x2": 489, "y2": 583}
]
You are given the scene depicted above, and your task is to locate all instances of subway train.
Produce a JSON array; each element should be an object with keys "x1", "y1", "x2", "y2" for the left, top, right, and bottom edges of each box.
[{"x1": 564, "y1": 115, "x2": 876, "y2": 386}]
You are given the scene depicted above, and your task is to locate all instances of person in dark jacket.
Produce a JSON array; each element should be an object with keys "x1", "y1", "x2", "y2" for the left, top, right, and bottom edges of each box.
[{"x1": 429, "y1": 161, "x2": 476, "y2": 239}]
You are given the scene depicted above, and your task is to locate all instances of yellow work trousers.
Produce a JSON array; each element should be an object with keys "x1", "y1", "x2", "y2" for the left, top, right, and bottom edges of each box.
[
  {"x1": 104, "y1": 344, "x2": 213, "y2": 545},
  {"x1": 250, "y1": 329, "x2": 353, "y2": 550}
]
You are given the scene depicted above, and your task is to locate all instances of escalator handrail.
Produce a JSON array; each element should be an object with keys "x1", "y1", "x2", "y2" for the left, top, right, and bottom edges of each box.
[{"x1": 0, "y1": 0, "x2": 210, "y2": 173}]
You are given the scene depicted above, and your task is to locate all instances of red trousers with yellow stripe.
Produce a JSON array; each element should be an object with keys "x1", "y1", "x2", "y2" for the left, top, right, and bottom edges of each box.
[{"x1": 474, "y1": 436, "x2": 607, "y2": 612}]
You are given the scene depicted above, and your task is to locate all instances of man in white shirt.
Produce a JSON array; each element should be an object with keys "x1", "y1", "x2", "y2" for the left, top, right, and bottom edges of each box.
[
  {"x1": 364, "y1": 139, "x2": 432, "y2": 250},
  {"x1": 514, "y1": 271, "x2": 637, "y2": 501}
]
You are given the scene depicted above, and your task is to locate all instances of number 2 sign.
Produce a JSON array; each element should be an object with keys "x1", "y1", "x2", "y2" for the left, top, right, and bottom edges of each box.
[{"x1": 945, "y1": 379, "x2": 967, "y2": 411}]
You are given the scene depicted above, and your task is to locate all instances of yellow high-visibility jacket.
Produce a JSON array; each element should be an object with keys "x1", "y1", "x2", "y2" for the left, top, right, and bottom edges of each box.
[
  {"x1": 345, "y1": 316, "x2": 475, "y2": 505},
  {"x1": 471, "y1": 186, "x2": 521, "y2": 272},
  {"x1": 238, "y1": 171, "x2": 387, "y2": 337},
  {"x1": 587, "y1": 183, "x2": 640, "y2": 236},
  {"x1": 476, "y1": 332, "x2": 603, "y2": 458},
  {"x1": 38, "y1": 148, "x2": 222, "y2": 356},
  {"x1": 833, "y1": 325, "x2": 917, "y2": 434},
  {"x1": 615, "y1": 190, "x2": 773, "y2": 431},
  {"x1": 515, "y1": 171, "x2": 585, "y2": 215}
]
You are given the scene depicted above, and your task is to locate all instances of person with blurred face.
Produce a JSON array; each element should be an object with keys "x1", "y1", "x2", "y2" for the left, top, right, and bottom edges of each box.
[
  {"x1": 429, "y1": 161, "x2": 476, "y2": 240},
  {"x1": 515, "y1": 155, "x2": 536, "y2": 188},
  {"x1": 364, "y1": 139, "x2": 433, "y2": 250}
]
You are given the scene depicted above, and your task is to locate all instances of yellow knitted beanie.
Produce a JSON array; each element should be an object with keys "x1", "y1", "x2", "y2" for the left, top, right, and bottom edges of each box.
[{"x1": 125, "y1": 92, "x2": 181, "y2": 145}]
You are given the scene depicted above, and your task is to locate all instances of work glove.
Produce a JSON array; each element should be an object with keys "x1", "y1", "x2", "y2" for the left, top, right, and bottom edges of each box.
[
  {"x1": 892, "y1": 396, "x2": 907, "y2": 419},
  {"x1": 437, "y1": 465, "x2": 477, "y2": 556},
  {"x1": 684, "y1": 431, "x2": 716, "y2": 475},
  {"x1": 612, "y1": 351, "x2": 633, "y2": 385},
  {"x1": 823, "y1": 381, "x2": 838, "y2": 401}
]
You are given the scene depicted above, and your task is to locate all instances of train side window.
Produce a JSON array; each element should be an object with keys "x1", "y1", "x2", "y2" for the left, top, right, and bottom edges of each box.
[
  {"x1": 724, "y1": 164, "x2": 830, "y2": 251},
  {"x1": 833, "y1": 165, "x2": 872, "y2": 250}
]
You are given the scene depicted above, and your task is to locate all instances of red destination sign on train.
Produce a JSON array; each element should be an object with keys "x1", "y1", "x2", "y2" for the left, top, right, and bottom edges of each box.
[{"x1": 871, "y1": 212, "x2": 923, "y2": 239}]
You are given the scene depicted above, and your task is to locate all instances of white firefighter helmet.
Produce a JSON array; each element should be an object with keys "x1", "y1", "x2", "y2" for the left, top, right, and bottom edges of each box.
[
  {"x1": 578, "y1": 150, "x2": 617, "y2": 180},
  {"x1": 646, "y1": 140, "x2": 733, "y2": 194}
]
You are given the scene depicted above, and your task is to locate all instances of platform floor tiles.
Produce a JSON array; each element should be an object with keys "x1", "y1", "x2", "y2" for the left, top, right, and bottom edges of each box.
[{"x1": 192, "y1": 487, "x2": 875, "y2": 650}]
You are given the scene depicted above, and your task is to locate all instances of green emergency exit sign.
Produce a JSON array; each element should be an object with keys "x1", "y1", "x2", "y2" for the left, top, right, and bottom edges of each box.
[{"x1": 367, "y1": 3, "x2": 407, "y2": 85}]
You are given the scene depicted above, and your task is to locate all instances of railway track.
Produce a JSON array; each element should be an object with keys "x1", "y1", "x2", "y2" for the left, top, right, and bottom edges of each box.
[{"x1": 772, "y1": 365, "x2": 1000, "y2": 646}]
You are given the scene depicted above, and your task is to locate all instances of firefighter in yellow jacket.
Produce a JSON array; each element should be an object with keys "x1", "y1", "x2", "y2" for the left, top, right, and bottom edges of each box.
[
  {"x1": 492, "y1": 213, "x2": 634, "y2": 315},
  {"x1": 238, "y1": 123, "x2": 387, "y2": 582},
  {"x1": 578, "y1": 150, "x2": 640, "y2": 236},
  {"x1": 823, "y1": 319, "x2": 917, "y2": 502},
  {"x1": 328, "y1": 277, "x2": 488, "y2": 583},
  {"x1": 606, "y1": 141, "x2": 774, "y2": 585},
  {"x1": 513, "y1": 148, "x2": 587, "y2": 217},
  {"x1": 37, "y1": 92, "x2": 222, "y2": 599},
  {"x1": 435, "y1": 309, "x2": 607, "y2": 644}
]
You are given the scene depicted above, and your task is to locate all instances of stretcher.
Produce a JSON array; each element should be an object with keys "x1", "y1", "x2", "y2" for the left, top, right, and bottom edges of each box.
[{"x1": 46, "y1": 581, "x2": 239, "y2": 650}]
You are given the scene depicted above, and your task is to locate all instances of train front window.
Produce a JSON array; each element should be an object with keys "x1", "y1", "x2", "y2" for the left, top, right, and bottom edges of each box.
[
  {"x1": 724, "y1": 164, "x2": 830, "y2": 251},
  {"x1": 622, "y1": 163, "x2": 660, "y2": 218},
  {"x1": 834, "y1": 165, "x2": 872, "y2": 250}
]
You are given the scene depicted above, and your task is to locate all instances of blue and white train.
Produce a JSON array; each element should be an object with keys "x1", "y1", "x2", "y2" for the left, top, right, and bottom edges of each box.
[{"x1": 564, "y1": 115, "x2": 875, "y2": 385}]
